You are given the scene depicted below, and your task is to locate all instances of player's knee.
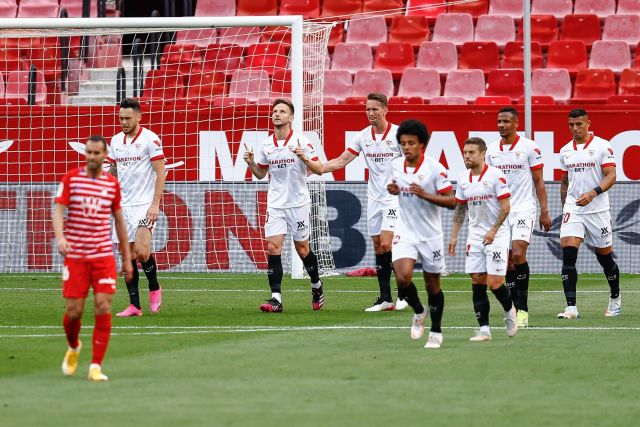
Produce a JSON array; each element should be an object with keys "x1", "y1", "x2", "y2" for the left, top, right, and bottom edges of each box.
[
  {"x1": 395, "y1": 272, "x2": 411, "y2": 287},
  {"x1": 295, "y1": 244, "x2": 309, "y2": 259},
  {"x1": 562, "y1": 246, "x2": 578, "y2": 268},
  {"x1": 379, "y1": 241, "x2": 392, "y2": 253},
  {"x1": 511, "y1": 251, "x2": 526, "y2": 265},
  {"x1": 136, "y1": 249, "x2": 150, "y2": 263},
  {"x1": 65, "y1": 306, "x2": 83, "y2": 319}
]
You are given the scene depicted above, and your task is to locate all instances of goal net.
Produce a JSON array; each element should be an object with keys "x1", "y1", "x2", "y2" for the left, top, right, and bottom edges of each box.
[{"x1": 0, "y1": 16, "x2": 336, "y2": 277}]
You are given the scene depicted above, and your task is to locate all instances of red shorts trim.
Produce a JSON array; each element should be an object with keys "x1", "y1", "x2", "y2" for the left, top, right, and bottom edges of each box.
[{"x1": 62, "y1": 257, "x2": 117, "y2": 299}]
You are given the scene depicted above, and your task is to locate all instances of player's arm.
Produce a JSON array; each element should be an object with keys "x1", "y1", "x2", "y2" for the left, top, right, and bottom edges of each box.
[
  {"x1": 409, "y1": 185, "x2": 456, "y2": 208},
  {"x1": 484, "y1": 197, "x2": 510, "y2": 245},
  {"x1": 52, "y1": 203, "x2": 72, "y2": 255},
  {"x1": 293, "y1": 141, "x2": 323, "y2": 175},
  {"x1": 113, "y1": 208, "x2": 133, "y2": 278},
  {"x1": 147, "y1": 158, "x2": 165, "y2": 222},
  {"x1": 532, "y1": 168, "x2": 551, "y2": 231},
  {"x1": 108, "y1": 162, "x2": 117, "y2": 177},
  {"x1": 576, "y1": 165, "x2": 616, "y2": 207},
  {"x1": 243, "y1": 144, "x2": 268, "y2": 179},
  {"x1": 322, "y1": 150, "x2": 358, "y2": 173},
  {"x1": 560, "y1": 171, "x2": 569, "y2": 208},
  {"x1": 448, "y1": 201, "x2": 467, "y2": 256}
]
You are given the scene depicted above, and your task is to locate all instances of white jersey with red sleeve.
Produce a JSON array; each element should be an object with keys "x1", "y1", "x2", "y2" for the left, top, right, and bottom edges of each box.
[
  {"x1": 455, "y1": 164, "x2": 511, "y2": 243},
  {"x1": 486, "y1": 135, "x2": 543, "y2": 215},
  {"x1": 255, "y1": 130, "x2": 317, "y2": 209},
  {"x1": 387, "y1": 155, "x2": 452, "y2": 240},
  {"x1": 347, "y1": 123, "x2": 401, "y2": 203},
  {"x1": 107, "y1": 127, "x2": 164, "y2": 207},
  {"x1": 559, "y1": 134, "x2": 616, "y2": 214},
  {"x1": 54, "y1": 167, "x2": 121, "y2": 259}
]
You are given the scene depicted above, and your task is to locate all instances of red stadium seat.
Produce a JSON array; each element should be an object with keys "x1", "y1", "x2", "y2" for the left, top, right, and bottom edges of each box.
[
  {"x1": 0, "y1": 71, "x2": 4, "y2": 99},
  {"x1": 344, "y1": 96, "x2": 367, "y2": 105},
  {"x1": 501, "y1": 41, "x2": 543, "y2": 69},
  {"x1": 573, "y1": 69, "x2": 617, "y2": 101},
  {"x1": 474, "y1": 14, "x2": 516, "y2": 46},
  {"x1": 531, "y1": 0, "x2": 572, "y2": 19},
  {"x1": 532, "y1": 68, "x2": 572, "y2": 102},
  {"x1": 617, "y1": 0, "x2": 640, "y2": 14},
  {"x1": 485, "y1": 69, "x2": 524, "y2": 101},
  {"x1": 489, "y1": 0, "x2": 523, "y2": 19},
  {"x1": 0, "y1": 39, "x2": 24, "y2": 76},
  {"x1": 459, "y1": 42, "x2": 499, "y2": 73},
  {"x1": 448, "y1": 0, "x2": 488, "y2": 17},
  {"x1": 160, "y1": 44, "x2": 203, "y2": 76},
  {"x1": 416, "y1": 41, "x2": 457, "y2": 74},
  {"x1": 195, "y1": 0, "x2": 235, "y2": 16},
  {"x1": 618, "y1": 68, "x2": 640, "y2": 96},
  {"x1": 517, "y1": 15, "x2": 558, "y2": 46},
  {"x1": 444, "y1": 69, "x2": 485, "y2": 101},
  {"x1": 389, "y1": 96, "x2": 424, "y2": 105},
  {"x1": 237, "y1": 0, "x2": 277, "y2": 16},
  {"x1": 331, "y1": 42, "x2": 373, "y2": 74},
  {"x1": 211, "y1": 97, "x2": 249, "y2": 107},
  {"x1": 245, "y1": 43, "x2": 288, "y2": 75},
  {"x1": 0, "y1": 0, "x2": 18, "y2": 17},
  {"x1": 388, "y1": 16, "x2": 430, "y2": 48},
  {"x1": 142, "y1": 70, "x2": 185, "y2": 100},
  {"x1": 345, "y1": 16, "x2": 388, "y2": 47},
  {"x1": 328, "y1": 21, "x2": 345, "y2": 49},
  {"x1": 271, "y1": 69, "x2": 291, "y2": 97},
  {"x1": 17, "y1": 0, "x2": 59, "y2": 17},
  {"x1": 517, "y1": 95, "x2": 556, "y2": 105},
  {"x1": 280, "y1": 0, "x2": 320, "y2": 18},
  {"x1": 87, "y1": 34, "x2": 122, "y2": 68},
  {"x1": 405, "y1": 0, "x2": 446, "y2": 20},
  {"x1": 475, "y1": 96, "x2": 512, "y2": 105},
  {"x1": 573, "y1": 0, "x2": 616, "y2": 18},
  {"x1": 323, "y1": 97, "x2": 340, "y2": 105},
  {"x1": 547, "y1": 40, "x2": 588, "y2": 75},
  {"x1": 589, "y1": 41, "x2": 631, "y2": 73},
  {"x1": 374, "y1": 42, "x2": 415, "y2": 78},
  {"x1": 321, "y1": 0, "x2": 362, "y2": 18},
  {"x1": 323, "y1": 69, "x2": 353, "y2": 101},
  {"x1": 4, "y1": 69, "x2": 47, "y2": 105},
  {"x1": 398, "y1": 67, "x2": 441, "y2": 100},
  {"x1": 561, "y1": 14, "x2": 602, "y2": 47},
  {"x1": 261, "y1": 26, "x2": 292, "y2": 45},
  {"x1": 176, "y1": 30, "x2": 217, "y2": 47},
  {"x1": 603, "y1": 15, "x2": 640, "y2": 46},
  {"x1": 607, "y1": 95, "x2": 640, "y2": 105},
  {"x1": 362, "y1": 0, "x2": 404, "y2": 15},
  {"x1": 429, "y1": 96, "x2": 467, "y2": 105},
  {"x1": 59, "y1": 0, "x2": 98, "y2": 17},
  {"x1": 353, "y1": 69, "x2": 394, "y2": 98},
  {"x1": 202, "y1": 44, "x2": 245, "y2": 75},
  {"x1": 28, "y1": 43, "x2": 60, "y2": 81},
  {"x1": 229, "y1": 69, "x2": 270, "y2": 102},
  {"x1": 218, "y1": 27, "x2": 261, "y2": 47},
  {"x1": 185, "y1": 71, "x2": 227, "y2": 100},
  {"x1": 432, "y1": 13, "x2": 474, "y2": 45}
]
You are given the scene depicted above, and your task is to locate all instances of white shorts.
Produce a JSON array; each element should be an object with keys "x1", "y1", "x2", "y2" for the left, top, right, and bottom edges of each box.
[
  {"x1": 560, "y1": 210, "x2": 613, "y2": 248},
  {"x1": 367, "y1": 199, "x2": 399, "y2": 236},
  {"x1": 265, "y1": 205, "x2": 310, "y2": 242},
  {"x1": 465, "y1": 239, "x2": 509, "y2": 276},
  {"x1": 392, "y1": 234, "x2": 445, "y2": 273},
  {"x1": 113, "y1": 204, "x2": 156, "y2": 243},
  {"x1": 509, "y1": 211, "x2": 535, "y2": 243}
]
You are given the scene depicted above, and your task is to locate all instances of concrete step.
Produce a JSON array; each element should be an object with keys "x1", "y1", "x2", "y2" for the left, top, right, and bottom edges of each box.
[{"x1": 67, "y1": 95, "x2": 117, "y2": 106}]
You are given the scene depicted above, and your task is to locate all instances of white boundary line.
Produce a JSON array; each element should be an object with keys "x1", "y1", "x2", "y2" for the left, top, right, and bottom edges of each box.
[{"x1": 0, "y1": 275, "x2": 624, "y2": 280}]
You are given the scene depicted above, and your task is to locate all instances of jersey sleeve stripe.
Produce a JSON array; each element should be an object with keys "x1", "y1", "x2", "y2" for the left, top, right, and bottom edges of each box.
[
  {"x1": 437, "y1": 185, "x2": 453, "y2": 194},
  {"x1": 258, "y1": 163, "x2": 269, "y2": 169},
  {"x1": 106, "y1": 157, "x2": 115, "y2": 163},
  {"x1": 150, "y1": 155, "x2": 165, "y2": 162},
  {"x1": 310, "y1": 156, "x2": 319, "y2": 161},
  {"x1": 346, "y1": 148, "x2": 359, "y2": 155},
  {"x1": 455, "y1": 196, "x2": 467, "y2": 204},
  {"x1": 530, "y1": 164, "x2": 544, "y2": 170},
  {"x1": 497, "y1": 193, "x2": 511, "y2": 200},
  {"x1": 601, "y1": 162, "x2": 616, "y2": 168}
]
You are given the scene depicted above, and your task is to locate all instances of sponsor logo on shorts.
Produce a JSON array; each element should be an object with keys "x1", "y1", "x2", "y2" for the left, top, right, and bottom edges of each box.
[
  {"x1": 138, "y1": 218, "x2": 155, "y2": 229},
  {"x1": 387, "y1": 209, "x2": 397, "y2": 219},
  {"x1": 516, "y1": 219, "x2": 528, "y2": 228},
  {"x1": 432, "y1": 250, "x2": 442, "y2": 261},
  {"x1": 296, "y1": 220, "x2": 308, "y2": 231},
  {"x1": 600, "y1": 227, "x2": 609, "y2": 237},
  {"x1": 98, "y1": 278, "x2": 117, "y2": 285},
  {"x1": 492, "y1": 251, "x2": 503, "y2": 263}
]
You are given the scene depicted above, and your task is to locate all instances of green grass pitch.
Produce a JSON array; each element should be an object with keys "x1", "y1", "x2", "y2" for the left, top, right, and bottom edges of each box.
[{"x1": 1, "y1": 273, "x2": 639, "y2": 427}]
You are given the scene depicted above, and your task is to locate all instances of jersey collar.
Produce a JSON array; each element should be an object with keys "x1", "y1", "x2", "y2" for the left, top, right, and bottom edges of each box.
[
  {"x1": 273, "y1": 129, "x2": 294, "y2": 147},
  {"x1": 404, "y1": 154, "x2": 425, "y2": 174},
  {"x1": 500, "y1": 134, "x2": 520, "y2": 151},
  {"x1": 371, "y1": 123, "x2": 391, "y2": 141},
  {"x1": 469, "y1": 163, "x2": 488, "y2": 183},
  {"x1": 573, "y1": 133, "x2": 594, "y2": 151},
  {"x1": 123, "y1": 126, "x2": 143, "y2": 145}
]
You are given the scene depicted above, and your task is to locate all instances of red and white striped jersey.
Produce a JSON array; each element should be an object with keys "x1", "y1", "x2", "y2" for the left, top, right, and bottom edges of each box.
[{"x1": 55, "y1": 167, "x2": 121, "y2": 259}]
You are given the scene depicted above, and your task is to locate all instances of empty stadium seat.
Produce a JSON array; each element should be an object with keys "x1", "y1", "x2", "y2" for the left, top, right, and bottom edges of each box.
[
  {"x1": 260, "y1": 26, "x2": 292, "y2": 45},
  {"x1": 388, "y1": 96, "x2": 424, "y2": 105},
  {"x1": 4, "y1": 69, "x2": 47, "y2": 105},
  {"x1": 406, "y1": 0, "x2": 446, "y2": 19},
  {"x1": 0, "y1": 71, "x2": 4, "y2": 99},
  {"x1": 475, "y1": 96, "x2": 512, "y2": 105},
  {"x1": 211, "y1": 97, "x2": 249, "y2": 107},
  {"x1": 142, "y1": 70, "x2": 185, "y2": 100},
  {"x1": 398, "y1": 67, "x2": 441, "y2": 100},
  {"x1": 486, "y1": 69, "x2": 524, "y2": 100},
  {"x1": 388, "y1": 16, "x2": 430, "y2": 47},
  {"x1": 618, "y1": 68, "x2": 640, "y2": 95},
  {"x1": 176, "y1": 29, "x2": 217, "y2": 47},
  {"x1": 344, "y1": 96, "x2": 367, "y2": 105},
  {"x1": 323, "y1": 97, "x2": 340, "y2": 105},
  {"x1": 229, "y1": 69, "x2": 270, "y2": 102},
  {"x1": 573, "y1": 69, "x2": 616, "y2": 101},
  {"x1": 501, "y1": 41, "x2": 543, "y2": 69},
  {"x1": 573, "y1": 0, "x2": 615, "y2": 18},
  {"x1": 531, "y1": 0, "x2": 572, "y2": 18},
  {"x1": 0, "y1": 39, "x2": 24, "y2": 76},
  {"x1": 185, "y1": 71, "x2": 227, "y2": 99},
  {"x1": 432, "y1": 13, "x2": 474, "y2": 45},
  {"x1": 345, "y1": 16, "x2": 388, "y2": 47},
  {"x1": 237, "y1": 0, "x2": 277, "y2": 16},
  {"x1": 429, "y1": 96, "x2": 467, "y2": 105},
  {"x1": 59, "y1": 0, "x2": 98, "y2": 17},
  {"x1": 331, "y1": 42, "x2": 373, "y2": 74},
  {"x1": 28, "y1": 43, "x2": 60, "y2": 81},
  {"x1": 374, "y1": 42, "x2": 415, "y2": 77},
  {"x1": 280, "y1": 0, "x2": 320, "y2": 18},
  {"x1": 363, "y1": 0, "x2": 404, "y2": 15},
  {"x1": 607, "y1": 95, "x2": 640, "y2": 105},
  {"x1": 328, "y1": 21, "x2": 345, "y2": 49},
  {"x1": 353, "y1": 69, "x2": 394, "y2": 98},
  {"x1": 617, "y1": 0, "x2": 640, "y2": 14},
  {"x1": 271, "y1": 69, "x2": 292, "y2": 97},
  {"x1": 0, "y1": 0, "x2": 17, "y2": 17},
  {"x1": 245, "y1": 43, "x2": 288, "y2": 75},
  {"x1": 603, "y1": 15, "x2": 640, "y2": 46},
  {"x1": 323, "y1": 69, "x2": 353, "y2": 101},
  {"x1": 561, "y1": 14, "x2": 602, "y2": 47},
  {"x1": 416, "y1": 41, "x2": 457, "y2": 74},
  {"x1": 488, "y1": 0, "x2": 522, "y2": 18},
  {"x1": 517, "y1": 95, "x2": 556, "y2": 105},
  {"x1": 218, "y1": 27, "x2": 261, "y2": 47},
  {"x1": 321, "y1": 0, "x2": 362, "y2": 18},
  {"x1": 160, "y1": 44, "x2": 202, "y2": 76},
  {"x1": 475, "y1": 15, "x2": 515, "y2": 46},
  {"x1": 547, "y1": 40, "x2": 588, "y2": 74},
  {"x1": 532, "y1": 68, "x2": 572, "y2": 102},
  {"x1": 589, "y1": 41, "x2": 631, "y2": 72},
  {"x1": 87, "y1": 34, "x2": 122, "y2": 68},
  {"x1": 203, "y1": 44, "x2": 245, "y2": 75},
  {"x1": 448, "y1": 0, "x2": 488, "y2": 16},
  {"x1": 17, "y1": 0, "x2": 59, "y2": 17},
  {"x1": 459, "y1": 42, "x2": 499, "y2": 73},
  {"x1": 444, "y1": 69, "x2": 485, "y2": 101},
  {"x1": 195, "y1": 0, "x2": 235, "y2": 16},
  {"x1": 517, "y1": 15, "x2": 558, "y2": 46}
]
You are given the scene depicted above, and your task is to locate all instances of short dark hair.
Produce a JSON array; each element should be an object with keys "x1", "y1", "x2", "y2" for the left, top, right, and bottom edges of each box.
[
  {"x1": 367, "y1": 92, "x2": 388, "y2": 108},
  {"x1": 86, "y1": 135, "x2": 108, "y2": 152},
  {"x1": 272, "y1": 98, "x2": 294, "y2": 115},
  {"x1": 120, "y1": 97, "x2": 141, "y2": 113},
  {"x1": 464, "y1": 137, "x2": 487, "y2": 153},
  {"x1": 396, "y1": 119, "x2": 429, "y2": 146},
  {"x1": 498, "y1": 107, "x2": 518, "y2": 118},
  {"x1": 569, "y1": 108, "x2": 588, "y2": 119}
]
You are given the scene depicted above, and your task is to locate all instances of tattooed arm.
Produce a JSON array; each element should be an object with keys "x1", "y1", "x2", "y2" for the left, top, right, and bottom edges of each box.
[{"x1": 448, "y1": 202, "x2": 467, "y2": 256}]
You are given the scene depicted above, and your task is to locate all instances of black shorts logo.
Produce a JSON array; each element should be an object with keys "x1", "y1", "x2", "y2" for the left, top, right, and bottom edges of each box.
[
  {"x1": 296, "y1": 220, "x2": 307, "y2": 230},
  {"x1": 492, "y1": 251, "x2": 503, "y2": 262},
  {"x1": 387, "y1": 209, "x2": 397, "y2": 218},
  {"x1": 432, "y1": 250, "x2": 441, "y2": 260},
  {"x1": 601, "y1": 227, "x2": 609, "y2": 237}
]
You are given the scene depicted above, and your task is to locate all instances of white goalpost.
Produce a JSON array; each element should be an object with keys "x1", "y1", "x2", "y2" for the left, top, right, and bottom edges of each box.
[{"x1": 0, "y1": 16, "x2": 336, "y2": 277}]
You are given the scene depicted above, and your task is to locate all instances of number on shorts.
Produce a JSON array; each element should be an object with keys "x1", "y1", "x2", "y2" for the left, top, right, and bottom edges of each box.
[{"x1": 563, "y1": 213, "x2": 571, "y2": 224}]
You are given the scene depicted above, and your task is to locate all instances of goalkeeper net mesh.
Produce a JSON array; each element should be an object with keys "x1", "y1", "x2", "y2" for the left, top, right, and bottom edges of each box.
[{"x1": 0, "y1": 19, "x2": 336, "y2": 275}]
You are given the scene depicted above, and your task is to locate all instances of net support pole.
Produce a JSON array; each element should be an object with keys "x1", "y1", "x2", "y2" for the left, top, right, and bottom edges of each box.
[
  {"x1": 523, "y1": 0, "x2": 532, "y2": 139},
  {"x1": 290, "y1": 15, "x2": 305, "y2": 279}
]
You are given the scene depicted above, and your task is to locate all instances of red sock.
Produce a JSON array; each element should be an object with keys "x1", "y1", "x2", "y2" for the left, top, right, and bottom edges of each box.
[
  {"x1": 91, "y1": 313, "x2": 112, "y2": 365},
  {"x1": 63, "y1": 314, "x2": 81, "y2": 349}
]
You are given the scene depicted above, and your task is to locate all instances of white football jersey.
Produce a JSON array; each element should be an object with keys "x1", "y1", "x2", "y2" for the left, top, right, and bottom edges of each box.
[
  {"x1": 559, "y1": 134, "x2": 616, "y2": 214},
  {"x1": 107, "y1": 127, "x2": 164, "y2": 207},
  {"x1": 255, "y1": 129, "x2": 318, "y2": 209},
  {"x1": 387, "y1": 155, "x2": 453, "y2": 240},
  {"x1": 347, "y1": 123, "x2": 401, "y2": 203},
  {"x1": 455, "y1": 164, "x2": 511, "y2": 243},
  {"x1": 486, "y1": 136, "x2": 543, "y2": 215}
]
